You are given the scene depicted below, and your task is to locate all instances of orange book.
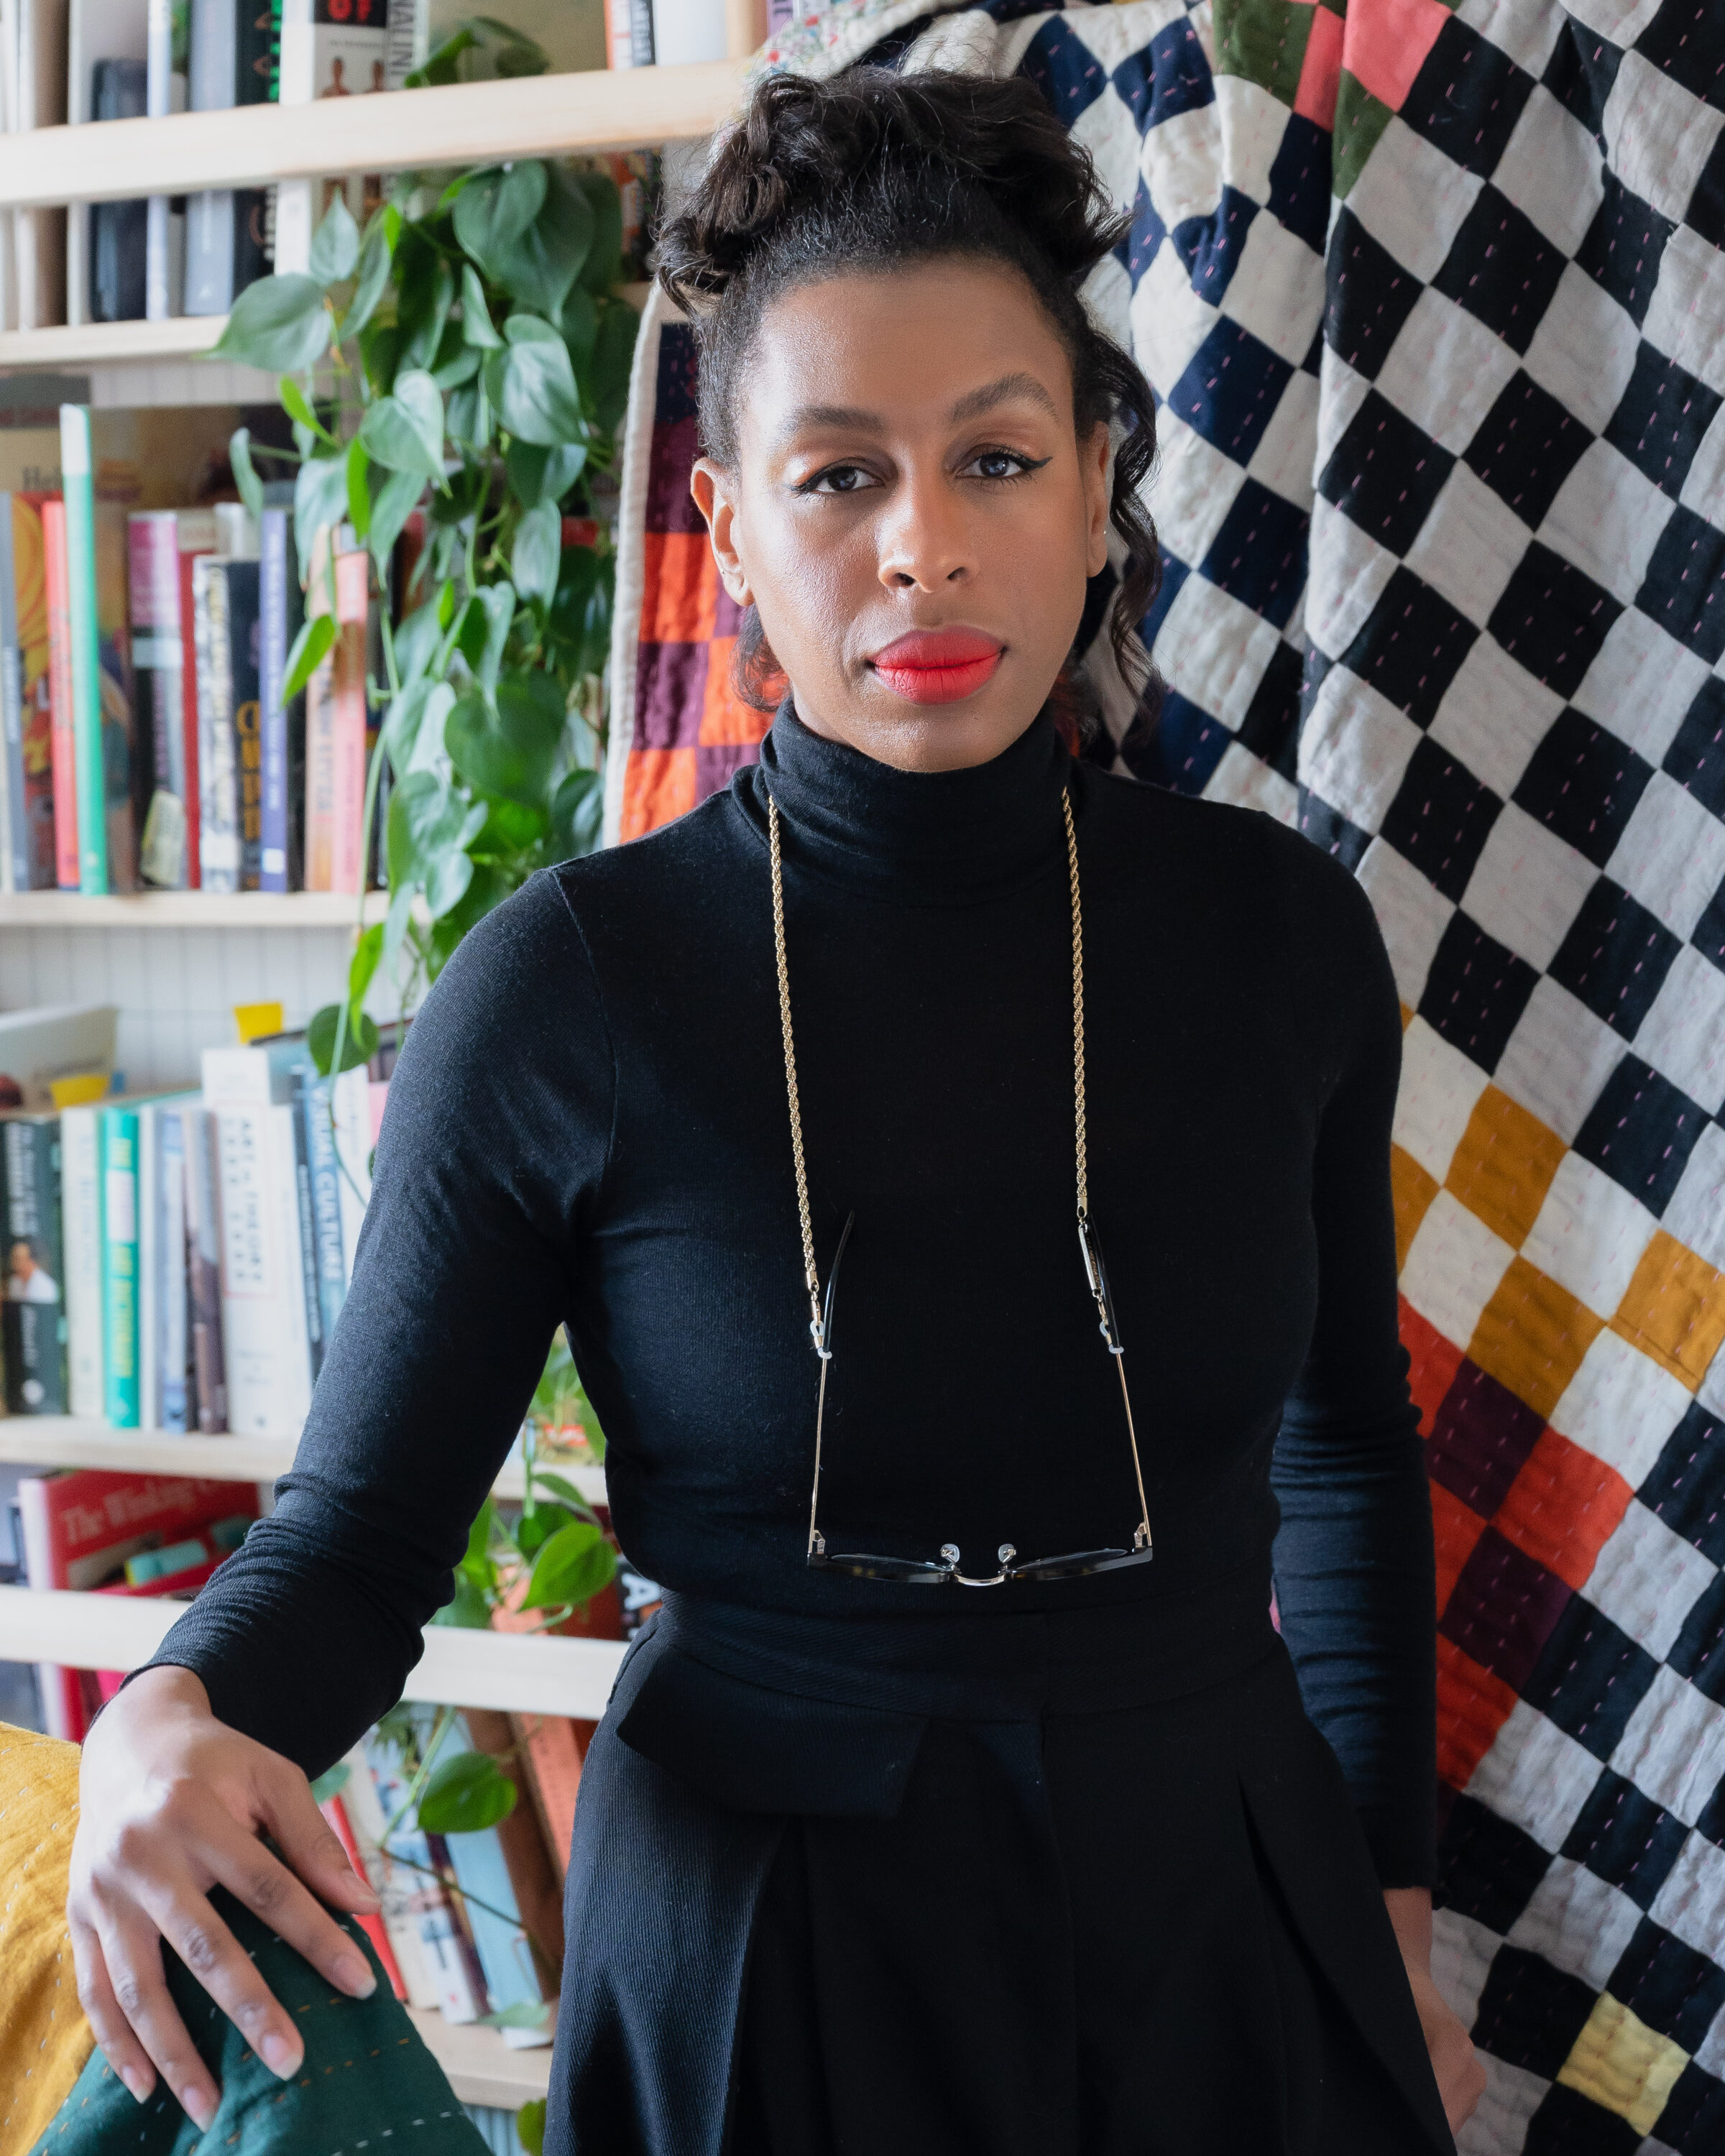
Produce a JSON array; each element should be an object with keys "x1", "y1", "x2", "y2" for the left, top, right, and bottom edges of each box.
[
  {"x1": 320, "y1": 1790, "x2": 408, "y2": 2004},
  {"x1": 507, "y1": 1711, "x2": 594, "y2": 1885},
  {"x1": 41, "y1": 498, "x2": 78, "y2": 890}
]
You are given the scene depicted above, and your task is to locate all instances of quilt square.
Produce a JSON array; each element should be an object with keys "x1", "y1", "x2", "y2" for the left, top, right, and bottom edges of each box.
[
  {"x1": 1581, "y1": 1498, "x2": 1720, "y2": 1664},
  {"x1": 1665, "y1": 677, "x2": 1725, "y2": 820},
  {"x1": 1642, "y1": 1403, "x2": 1725, "y2": 1568},
  {"x1": 1342, "y1": 564, "x2": 1479, "y2": 724},
  {"x1": 1491, "y1": 80, "x2": 1608, "y2": 259},
  {"x1": 1669, "y1": 1572, "x2": 1725, "y2": 1707},
  {"x1": 1219, "y1": 207, "x2": 1326, "y2": 367},
  {"x1": 1637, "y1": 504, "x2": 1725, "y2": 666},
  {"x1": 1197, "y1": 478, "x2": 1308, "y2": 628},
  {"x1": 1512, "y1": 706, "x2": 1656, "y2": 868},
  {"x1": 1573, "y1": 1054, "x2": 1708, "y2": 1216},
  {"x1": 1607, "y1": 777, "x2": 1725, "y2": 946},
  {"x1": 1542, "y1": 438, "x2": 1680, "y2": 611},
  {"x1": 1509, "y1": 1856, "x2": 1649, "y2": 1991},
  {"x1": 1441, "y1": 1791, "x2": 1557, "y2": 1931},
  {"x1": 1657, "y1": 2058, "x2": 1725, "y2": 2152},
  {"x1": 1146, "y1": 689, "x2": 1233, "y2": 792},
  {"x1": 1540, "y1": 15, "x2": 1625, "y2": 144},
  {"x1": 1604, "y1": 343, "x2": 1724, "y2": 500},
  {"x1": 1429, "y1": 633, "x2": 1565, "y2": 801},
  {"x1": 1318, "y1": 388, "x2": 1457, "y2": 555},
  {"x1": 1609, "y1": 1915, "x2": 1725, "y2": 2051},
  {"x1": 1404, "y1": 464, "x2": 1533, "y2": 629},
  {"x1": 1447, "y1": 1080, "x2": 1569, "y2": 1248},
  {"x1": 1164, "y1": 316, "x2": 1295, "y2": 465},
  {"x1": 1497, "y1": 1427, "x2": 1635, "y2": 1594},
  {"x1": 1459, "y1": 801, "x2": 1604, "y2": 974},
  {"x1": 1465, "y1": 369, "x2": 1594, "y2": 525},
  {"x1": 1379, "y1": 736, "x2": 1504, "y2": 902},
  {"x1": 1108, "y1": 16, "x2": 1213, "y2": 132},
  {"x1": 1695, "y1": 872, "x2": 1725, "y2": 977},
  {"x1": 1233, "y1": 635, "x2": 1302, "y2": 778},
  {"x1": 1577, "y1": 170, "x2": 1678, "y2": 328},
  {"x1": 1615, "y1": 1222, "x2": 1725, "y2": 1388},
  {"x1": 1601, "y1": 48, "x2": 1725, "y2": 229},
  {"x1": 1018, "y1": 14, "x2": 1109, "y2": 124},
  {"x1": 1433, "y1": 183, "x2": 1570, "y2": 354},
  {"x1": 1689, "y1": 129, "x2": 1725, "y2": 249},
  {"x1": 1489, "y1": 540, "x2": 1626, "y2": 699},
  {"x1": 1550, "y1": 2017, "x2": 1683, "y2": 2143},
  {"x1": 1524, "y1": 260, "x2": 1644, "y2": 435},
  {"x1": 1442, "y1": 1525, "x2": 1576, "y2": 1691},
  {"x1": 1430, "y1": 1360, "x2": 1548, "y2": 1514},
  {"x1": 1471, "y1": 1697, "x2": 1620, "y2": 1853},
  {"x1": 1402, "y1": 15, "x2": 1537, "y2": 183},
  {"x1": 1266, "y1": 109, "x2": 1331, "y2": 256},
  {"x1": 1562, "y1": 1769, "x2": 1690, "y2": 1912},
  {"x1": 1321, "y1": 207, "x2": 1424, "y2": 380},
  {"x1": 1473, "y1": 1941, "x2": 1609, "y2": 2076},
  {"x1": 1523, "y1": 1595, "x2": 1662, "y2": 1762},
  {"x1": 1420, "y1": 911, "x2": 1542, "y2": 1071},
  {"x1": 1495, "y1": 975, "x2": 1628, "y2": 1143},
  {"x1": 1349, "y1": 111, "x2": 1487, "y2": 283},
  {"x1": 1607, "y1": 1662, "x2": 1725, "y2": 1825},
  {"x1": 1377, "y1": 285, "x2": 1523, "y2": 456},
  {"x1": 1571, "y1": 607, "x2": 1712, "y2": 768},
  {"x1": 1549, "y1": 876, "x2": 1686, "y2": 1039},
  {"x1": 1622, "y1": 1, "x2": 1725, "y2": 118},
  {"x1": 1169, "y1": 185, "x2": 1259, "y2": 309}
]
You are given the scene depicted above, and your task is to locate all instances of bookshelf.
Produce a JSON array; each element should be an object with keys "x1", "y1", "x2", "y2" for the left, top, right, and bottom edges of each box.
[
  {"x1": 0, "y1": 889, "x2": 388, "y2": 926},
  {"x1": 410, "y1": 2006, "x2": 552, "y2": 2110}
]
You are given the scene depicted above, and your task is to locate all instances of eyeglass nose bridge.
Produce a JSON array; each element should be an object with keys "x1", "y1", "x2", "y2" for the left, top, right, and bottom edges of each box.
[{"x1": 938, "y1": 1542, "x2": 1016, "y2": 1588}]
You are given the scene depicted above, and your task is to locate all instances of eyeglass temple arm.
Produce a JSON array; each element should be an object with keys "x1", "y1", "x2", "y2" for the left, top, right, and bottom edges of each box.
[
  {"x1": 806, "y1": 1213, "x2": 855, "y2": 1559},
  {"x1": 1080, "y1": 1214, "x2": 1153, "y2": 1556}
]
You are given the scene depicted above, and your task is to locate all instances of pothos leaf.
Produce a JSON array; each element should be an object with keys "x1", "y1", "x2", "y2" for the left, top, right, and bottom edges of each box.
[
  {"x1": 211, "y1": 273, "x2": 331, "y2": 372},
  {"x1": 281, "y1": 612, "x2": 336, "y2": 702},
  {"x1": 340, "y1": 218, "x2": 394, "y2": 341},
  {"x1": 308, "y1": 192, "x2": 360, "y2": 285},
  {"x1": 416, "y1": 1751, "x2": 517, "y2": 1834},
  {"x1": 229, "y1": 427, "x2": 264, "y2": 522}
]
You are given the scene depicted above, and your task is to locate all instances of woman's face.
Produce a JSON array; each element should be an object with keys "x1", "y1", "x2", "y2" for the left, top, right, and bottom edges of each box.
[{"x1": 691, "y1": 258, "x2": 1111, "y2": 774}]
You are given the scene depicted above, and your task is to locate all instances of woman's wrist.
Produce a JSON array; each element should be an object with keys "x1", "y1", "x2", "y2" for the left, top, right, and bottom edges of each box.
[{"x1": 1382, "y1": 1885, "x2": 1433, "y2": 1974}]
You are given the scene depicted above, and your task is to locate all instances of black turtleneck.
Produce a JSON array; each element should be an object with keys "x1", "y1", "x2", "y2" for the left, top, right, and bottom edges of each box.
[{"x1": 147, "y1": 709, "x2": 1437, "y2": 1887}]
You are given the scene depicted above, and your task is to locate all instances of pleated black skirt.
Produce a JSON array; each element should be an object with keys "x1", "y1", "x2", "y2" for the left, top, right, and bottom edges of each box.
[{"x1": 545, "y1": 1590, "x2": 1455, "y2": 2156}]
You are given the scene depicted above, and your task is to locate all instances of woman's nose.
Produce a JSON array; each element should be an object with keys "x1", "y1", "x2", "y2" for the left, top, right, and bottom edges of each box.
[{"x1": 876, "y1": 471, "x2": 975, "y2": 592}]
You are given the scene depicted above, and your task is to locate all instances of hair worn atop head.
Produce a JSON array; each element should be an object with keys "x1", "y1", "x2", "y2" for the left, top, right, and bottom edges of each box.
[{"x1": 656, "y1": 67, "x2": 1161, "y2": 706}]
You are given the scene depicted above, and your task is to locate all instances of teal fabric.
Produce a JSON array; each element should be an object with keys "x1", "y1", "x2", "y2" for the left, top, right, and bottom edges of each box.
[{"x1": 30, "y1": 1888, "x2": 492, "y2": 2155}]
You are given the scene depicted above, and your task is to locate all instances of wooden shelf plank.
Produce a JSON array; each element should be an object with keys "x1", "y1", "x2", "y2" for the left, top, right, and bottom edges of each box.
[
  {"x1": 0, "y1": 63, "x2": 747, "y2": 211},
  {"x1": 0, "y1": 315, "x2": 230, "y2": 369},
  {"x1": 407, "y1": 2004, "x2": 551, "y2": 2109},
  {"x1": 0, "y1": 1584, "x2": 627, "y2": 1715},
  {"x1": 0, "y1": 1419, "x2": 606, "y2": 1508},
  {"x1": 0, "y1": 888, "x2": 390, "y2": 927}
]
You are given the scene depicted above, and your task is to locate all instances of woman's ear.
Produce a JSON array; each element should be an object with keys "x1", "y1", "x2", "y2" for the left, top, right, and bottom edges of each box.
[
  {"x1": 1082, "y1": 422, "x2": 1112, "y2": 581},
  {"x1": 691, "y1": 459, "x2": 753, "y2": 607}
]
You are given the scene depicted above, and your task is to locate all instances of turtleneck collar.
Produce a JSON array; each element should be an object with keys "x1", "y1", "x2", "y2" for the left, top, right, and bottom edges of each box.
[{"x1": 737, "y1": 698, "x2": 1074, "y2": 905}]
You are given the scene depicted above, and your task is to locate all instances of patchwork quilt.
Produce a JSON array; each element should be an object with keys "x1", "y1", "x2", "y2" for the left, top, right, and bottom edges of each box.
[{"x1": 599, "y1": 4, "x2": 1725, "y2": 2150}]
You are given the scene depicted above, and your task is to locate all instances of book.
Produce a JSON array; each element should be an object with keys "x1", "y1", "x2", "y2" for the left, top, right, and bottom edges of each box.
[
  {"x1": 318, "y1": 1789, "x2": 410, "y2": 2004},
  {"x1": 507, "y1": 1711, "x2": 591, "y2": 1885},
  {"x1": 65, "y1": 0, "x2": 149, "y2": 332},
  {"x1": 42, "y1": 493, "x2": 76, "y2": 888},
  {"x1": 303, "y1": 540, "x2": 368, "y2": 894},
  {"x1": 290, "y1": 1063, "x2": 344, "y2": 1367},
  {"x1": 274, "y1": 0, "x2": 411, "y2": 275},
  {"x1": 362, "y1": 1724, "x2": 489, "y2": 2025},
  {"x1": 258, "y1": 505, "x2": 302, "y2": 892},
  {"x1": 172, "y1": 508, "x2": 217, "y2": 888},
  {"x1": 429, "y1": 1713, "x2": 553, "y2": 2045},
  {"x1": 16, "y1": 1468, "x2": 259, "y2": 1739},
  {"x1": 180, "y1": 1101, "x2": 226, "y2": 1431},
  {"x1": 464, "y1": 1706, "x2": 564, "y2": 1995},
  {"x1": 98, "y1": 1100, "x2": 139, "y2": 1424},
  {"x1": 128, "y1": 510, "x2": 189, "y2": 887},
  {"x1": 61, "y1": 404, "x2": 138, "y2": 893},
  {"x1": 14, "y1": 0, "x2": 70, "y2": 331},
  {"x1": 89, "y1": 55, "x2": 147, "y2": 320},
  {"x1": 155, "y1": 1100, "x2": 188, "y2": 1430},
  {"x1": 58, "y1": 1098, "x2": 102, "y2": 1415},
  {"x1": 185, "y1": 0, "x2": 271, "y2": 315},
  {"x1": 0, "y1": 999, "x2": 116, "y2": 1107},
  {"x1": 227, "y1": 557, "x2": 262, "y2": 889},
  {"x1": 201, "y1": 1039, "x2": 313, "y2": 1434},
  {"x1": 0, "y1": 489, "x2": 30, "y2": 891},
  {"x1": 333, "y1": 1739, "x2": 440, "y2": 2009},
  {"x1": 1, "y1": 1110, "x2": 67, "y2": 1414},
  {"x1": 645, "y1": 0, "x2": 726, "y2": 65},
  {"x1": 192, "y1": 550, "x2": 237, "y2": 892},
  {"x1": 143, "y1": 0, "x2": 185, "y2": 320},
  {"x1": 1, "y1": 493, "x2": 60, "y2": 890}
]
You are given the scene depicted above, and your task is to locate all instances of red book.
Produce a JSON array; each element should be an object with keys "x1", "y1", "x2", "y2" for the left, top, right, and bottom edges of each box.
[
  {"x1": 15, "y1": 1470, "x2": 261, "y2": 1741},
  {"x1": 320, "y1": 1790, "x2": 409, "y2": 2004},
  {"x1": 41, "y1": 497, "x2": 78, "y2": 890}
]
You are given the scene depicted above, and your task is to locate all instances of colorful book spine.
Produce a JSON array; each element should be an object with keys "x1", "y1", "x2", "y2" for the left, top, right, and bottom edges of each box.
[
  {"x1": 182, "y1": 1104, "x2": 228, "y2": 1432},
  {"x1": 432, "y1": 1715, "x2": 551, "y2": 2045},
  {"x1": 1, "y1": 1112, "x2": 68, "y2": 1416},
  {"x1": 159, "y1": 1105, "x2": 189, "y2": 1432},
  {"x1": 10, "y1": 494, "x2": 61, "y2": 891},
  {"x1": 193, "y1": 555, "x2": 239, "y2": 893},
  {"x1": 259, "y1": 507, "x2": 294, "y2": 891},
  {"x1": 60, "y1": 1102, "x2": 105, "y2": 1419},
  {"x1": 285, "y1": 1061, "x2": 325, "y2": 1381},
  {"x1": 305, "y1": 543, "x2": 369, "y2": 894},
  {"x1": 336, "y1": 1740, "x2": 441, "y2": 2011},
  {"x1": 43, "y1": 498, "x2": 80, "y2": 892},
  {"x1": 137, "y1": 1101, "x2": 160, "y2": 1428},
  {"x1": 319, "y1": 1790, "x2": 409, "y2": 2004},
  {"x1": 292, "y1": 1064, "x2": 345, "y2": 1372},
  {"x1": 176, "y1": 512, "x2": 219, "y2": 890},
  {"x1": 363, "y1": 1729, "x2": 489, "y2": 2026},
  {"x1": 59, "y1": 407, "x2": 106, "y2": 894},
  {"x1": 100, "y1": 1105, "x2": 141, "y2": 1427},
  {"x1": 0, "y1": 492, "x2": 28, "y2": 892},
  {"x1": 129, "y1": 511, "x2": 191, "y2": 889},
  {"x1": 225, "y1": 559, "x2": 264, "y2": 890}
]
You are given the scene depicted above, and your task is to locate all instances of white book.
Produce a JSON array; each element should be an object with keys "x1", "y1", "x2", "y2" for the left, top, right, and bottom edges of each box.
[
  {"x1": 336, "y1": 1741, "x2": 441, "y2": 2011},
  {"x1": 142, "y1": 0, "x2": 181, "y2": 319},
  {"x1": 15, "y1": 0, "x2": 68, "y2": 330},
  {"x1": 58, "y1": 1102, "x2": 104, "y2": 1417},
  {"x1": 159, "y1": 1102, "x2": 188, "y2": 1431},
  {"x1": 331, "y1": 1061, "x2": 371, "y2": 1283},
  {"x1": 136, "y1": 1097, "x2": 158, "y2": 1426},
  {"x1": 65, "y1": 0, "x2": 147, "y2": 328},
  {"x1": 363, "y1": 1731, "x2": 487, "y2": 2024}
]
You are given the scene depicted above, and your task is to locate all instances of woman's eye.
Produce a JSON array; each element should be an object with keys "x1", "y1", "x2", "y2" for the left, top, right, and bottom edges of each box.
[
  {"x1": 961, "y1": 449, "x2": 1042, "y2": 482},
  {"x1": 804, "y1": 464, "x2": 878, "y2": 494}
]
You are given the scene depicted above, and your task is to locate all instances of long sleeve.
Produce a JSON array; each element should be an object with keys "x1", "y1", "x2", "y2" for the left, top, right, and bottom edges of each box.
[
  {"x1": 1269, "y1": 852, "x2": 1437, "y2": 1890},
  {"x1": 139, "y1": 870, "x2": 615, "y2": 1776}
]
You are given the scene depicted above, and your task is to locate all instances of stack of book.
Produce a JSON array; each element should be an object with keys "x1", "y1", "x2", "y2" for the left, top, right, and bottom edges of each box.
[
  {"x1": 0, "y1": 1020, "x2": 376, "y2": 1432},
  {"x1": 0, "y1": 400, "x2": 387, "y2": 897}
]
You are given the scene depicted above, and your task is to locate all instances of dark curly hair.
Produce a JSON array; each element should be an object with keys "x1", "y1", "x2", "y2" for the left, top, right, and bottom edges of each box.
[{"x1": 656, "y1": 67, "x2": 1160, "y2": 712}]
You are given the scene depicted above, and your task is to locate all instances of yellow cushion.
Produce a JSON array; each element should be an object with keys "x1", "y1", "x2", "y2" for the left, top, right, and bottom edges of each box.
[{"x1": 0, "y1": 1723, "x2": 94, "y2": 2153}]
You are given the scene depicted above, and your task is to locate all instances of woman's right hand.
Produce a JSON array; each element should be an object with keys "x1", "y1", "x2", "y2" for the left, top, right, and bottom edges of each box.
[{"x1": 68, "y1": 1664, "x2": 385, "y2": 2129}]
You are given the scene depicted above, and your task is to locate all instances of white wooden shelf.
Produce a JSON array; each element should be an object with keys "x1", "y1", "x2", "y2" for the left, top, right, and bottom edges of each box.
[
  {"x1": 0, "y1": 315, "x2": 228, "y2": 370},
  {"x1": 0, "y1": 889, "x2": 389, "y2": 927},
  {"x1": 0, "y1": 1583, "x2": 627, "y2": 1715},
  {"x1": 0, "y1": 1418, "x2": 607, "y2": 1508},
  {"x1": 0, "y1": 61, "x2": 747, "y2": 211},
  {"x1": 408, "y1": 2004, "x2": 551, "y2": 2110}
]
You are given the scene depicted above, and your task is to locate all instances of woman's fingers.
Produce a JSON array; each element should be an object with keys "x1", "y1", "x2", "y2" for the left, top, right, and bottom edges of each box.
[
  {"x1": 130, "y1": 1864, "x2": 310, "y2": 2087},
  {"x1": 87, "y1": 1907, "x2": 222, "y2": 2132},
  {"x1": 68, "y1": 1913, "x2": 157, "y2": 2107},
  {"x1": 258, "y1": 1761, "x2": 381, "y2": 1922},
  {"x1": 206, "y1": 1816, "x2": 377, "y2": 2004}
]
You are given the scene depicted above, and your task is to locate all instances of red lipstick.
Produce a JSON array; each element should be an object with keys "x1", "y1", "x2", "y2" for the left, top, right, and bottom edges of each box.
[{"x1": 869, "y1": 628, "x2": 1003, "y2": 705}]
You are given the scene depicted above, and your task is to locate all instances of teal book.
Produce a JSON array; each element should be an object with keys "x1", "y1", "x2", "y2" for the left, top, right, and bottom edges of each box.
[
  {"x1": 100, "y1": 1106, "x2": 140, "y2": 1427},
  {"x1": 60, "y1": 406, "x2": 106, "y2": 896}
]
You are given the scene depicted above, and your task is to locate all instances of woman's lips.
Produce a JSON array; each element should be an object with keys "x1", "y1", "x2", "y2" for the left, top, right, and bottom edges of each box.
[{"x1": 869, "y1": 629, "x2": 1003, "y2": 705}]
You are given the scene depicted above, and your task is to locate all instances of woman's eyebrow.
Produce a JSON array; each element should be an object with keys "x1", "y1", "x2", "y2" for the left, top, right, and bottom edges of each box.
[
  {"x1": 775, "y1": 372, "x2": 1061, "y2": 445},
  {"x1": 947, "y1": 372, "x2": 1060, "y2": 423}
]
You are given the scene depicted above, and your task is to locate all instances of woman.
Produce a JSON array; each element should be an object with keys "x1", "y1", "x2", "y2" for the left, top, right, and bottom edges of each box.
[{"x1": 70, "y1": 69, "x2": 1484, "y2": 2154}]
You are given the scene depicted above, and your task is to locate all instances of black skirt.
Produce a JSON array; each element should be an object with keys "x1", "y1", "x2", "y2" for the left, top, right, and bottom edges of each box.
[{"x1": 545, "y1": 1588, "x2": 1455, "y2": 2156}]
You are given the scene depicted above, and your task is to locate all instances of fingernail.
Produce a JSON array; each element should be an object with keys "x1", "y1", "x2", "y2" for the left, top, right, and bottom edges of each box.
[
  {"x1": 351, "y1": 1885, "x2": 382, "y2": 1912},
  {"x1": 121, "y1": 2067, "x2": 151, "y2": 2104},
  {"x1": 336, "y1": 1952, "x2": 377, "y2": 1997},
  {"x1": 181, "y1": 2086, "x2": 215, "y2": 2132},
  {"x1": 262, "y1": 2032, "x2": 299, "y2": 2078}
]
